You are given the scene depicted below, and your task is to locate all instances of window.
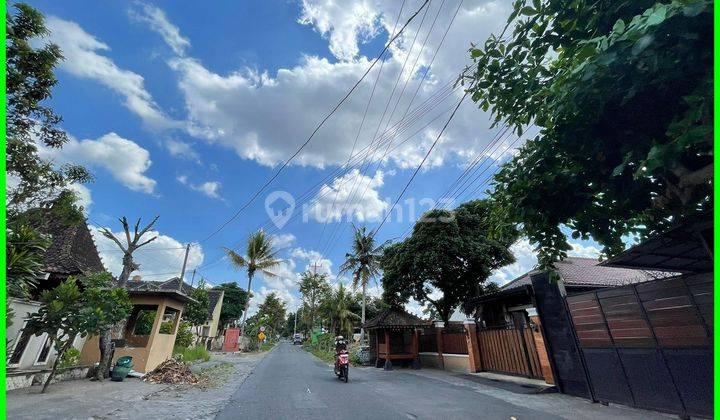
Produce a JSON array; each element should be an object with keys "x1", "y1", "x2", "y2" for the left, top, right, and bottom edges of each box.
[
  {"x1": 35, "y1": 335, "x2": 53, "y2": 364},
  {"x1": 125, "y1": 305, "x2": 160, "y2": 348},
  {"x1": 159, "y1": 307, "x2": 180, "y2": 335},
  {"x1": 9, "y1": 326, "x2": 33, "y2": 366}
]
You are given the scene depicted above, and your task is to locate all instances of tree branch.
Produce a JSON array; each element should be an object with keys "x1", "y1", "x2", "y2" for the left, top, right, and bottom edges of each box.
[
  {"x1": 100, "y1": 228, "x2": 127, "y2": 253},
  {"x1": 136, "y1": 235, "x2": 158, "y2": 249}
]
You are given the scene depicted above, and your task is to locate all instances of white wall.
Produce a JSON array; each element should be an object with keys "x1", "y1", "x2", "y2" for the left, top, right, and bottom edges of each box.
[{"x1": 7, "y1": 298, "x2": 87, "y2": 371}]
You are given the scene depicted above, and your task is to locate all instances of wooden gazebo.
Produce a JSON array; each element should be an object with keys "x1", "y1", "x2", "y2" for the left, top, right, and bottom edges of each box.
[{"x1": 364, "y1": 308, "x2": 431, "y2": 370}]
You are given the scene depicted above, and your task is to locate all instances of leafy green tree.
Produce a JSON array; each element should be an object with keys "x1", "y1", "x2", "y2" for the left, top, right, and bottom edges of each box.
[
  {"x1": 225, "y1": 229, "x2": 282, "y2": 337},
  {"x1": 381, "y1": 200, "x2": 518, "y2": 324},
  {"x1": 298, "y1": 270, "x2": 330, "y2": 330},
  {"x1": 256, "y1": 292, "x2": 287, "y2": 338},
  {"x1": 322, "y1": 284, "x2": 360, "y2": 338},
  {"x1": 468, "y1": 0, "x2": 712, "y2": 267},
  {"x1": 183, "y1": 280, "x2": 211, "y2": 341},
  {"x1": 6, "y1": 3, "x2": 91, "y2": 211},
  {"x1": 6, "y1": 224, "x2": 50, "y2": 300},
  {"x1": 26, "y1": 273, "x2": 132, "y2": 392},
  {"x1": 213, "y1": 283, "x2": 249, "y2": 329},
  {"x1": 339, "y1": 225, "x2": 387, "y2": 342}
]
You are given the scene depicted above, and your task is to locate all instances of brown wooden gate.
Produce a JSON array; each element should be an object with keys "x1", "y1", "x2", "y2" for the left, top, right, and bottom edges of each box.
[{"x1": 477, "y1": 326, "x2": 544, "y2": 379}]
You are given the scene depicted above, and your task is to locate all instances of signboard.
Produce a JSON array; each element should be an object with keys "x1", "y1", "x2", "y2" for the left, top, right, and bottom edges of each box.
[
  {"x1": 258, "y1": 331, "x2": 266, "y2": 342},
  {"x1": 259, "y1": 326, "x2": 266, "y2": 332}
]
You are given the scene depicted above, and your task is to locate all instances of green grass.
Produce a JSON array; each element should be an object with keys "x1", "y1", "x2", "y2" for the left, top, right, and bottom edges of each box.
[{"x1": 173, "y1": 345, "x2": 211, "y2": 363}]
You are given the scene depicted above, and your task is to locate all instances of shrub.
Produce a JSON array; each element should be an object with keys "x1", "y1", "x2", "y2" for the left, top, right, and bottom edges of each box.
[
  {"x1": 174, "y1": 322, "x2": 194, "y2": 348},
  {"x1": 173, "y1": 345, "x2": 210, "y2": 363},
  {"x1": 58, "y1": 348, "x2": 80, "y2": 373}
]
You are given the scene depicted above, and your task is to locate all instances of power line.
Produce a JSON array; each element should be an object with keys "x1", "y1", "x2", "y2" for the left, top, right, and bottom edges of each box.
[
  {"x1": 313, "y1": 0, "x2": 408, "y2": 253},
  {"x1": 198, "y1": 0, "x2": 432, "y2": 245},
  {"x1": 374, "y1": 90, "x2": 469, "y2": 235},
  {"x1": 321, "y1": 0, "x2": 465, "y2": 257}
]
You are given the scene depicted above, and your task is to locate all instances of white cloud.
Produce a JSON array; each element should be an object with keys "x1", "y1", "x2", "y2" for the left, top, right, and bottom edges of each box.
[
  {"x1": 290, "y1": 247, "x2": 333, "y2": 276},
  {"x1": 192, "y1": 181, "x2": 222, "y2": 199},
  {"x1": 165, "y1": 139, "x2": 199, "y2": 161},
  {"x1": 67, "y1": 183, "x2": 93, "y2": 213},
  {"x1": 40, "y1": 132, "x2": 157, "y2": 194},
  {"x1": 568, "y1": 242, "x2": 601, "y2": 259},
  {"x1": 161, "y1": 1, "x2": 520, "y2": 173},
  {"x1": 270, "y1": 233, "x2": 297, "y2": 249},
  {"x1": 307, "y1": 169, "x2": 389, "y2": 222},
  {"x1": 129, "y1": 2, "x2": 190, "y2": 56},
  {"x1": 298, "y1": 0, "x2": 380, "y2": 61},
  {"x1": 176, "y1": 175, "x2": 223, "y2": 199},
  {"x1": 489, "y1": 239, "x2": 537, "y2": 286},
  {"x1": 46, "y1": 16, "x2": 176, "y2": 129},
  {"x1": 90, "y1": 226, "x2": 204, "y2": 280}
]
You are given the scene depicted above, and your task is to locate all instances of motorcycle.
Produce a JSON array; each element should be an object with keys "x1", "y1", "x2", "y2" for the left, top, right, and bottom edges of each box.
[{"x1": 334, "y1": 349, "x2": 349, "y2": 383}]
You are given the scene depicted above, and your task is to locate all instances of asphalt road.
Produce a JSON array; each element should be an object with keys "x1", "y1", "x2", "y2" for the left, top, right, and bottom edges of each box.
[{"x1": 216, "y1": 341, "x2": 562, "y2": 420}]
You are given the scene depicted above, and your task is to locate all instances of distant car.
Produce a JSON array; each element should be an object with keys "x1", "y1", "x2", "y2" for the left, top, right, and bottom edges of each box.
[{"x1": 293, "y1": 333, "x2": 302, "y2": 345}]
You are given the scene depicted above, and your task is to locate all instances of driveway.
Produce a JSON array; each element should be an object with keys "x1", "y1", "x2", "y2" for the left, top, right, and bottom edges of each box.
[{"x1": 216, "y1": 342, "x2": 669, "y2": 420}]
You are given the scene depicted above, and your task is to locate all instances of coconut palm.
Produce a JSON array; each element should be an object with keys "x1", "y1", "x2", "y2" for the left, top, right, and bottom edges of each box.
[
  {"x1": 339, "y1": 224, "x2": 386, "y2": 343},
  {"x1": 224, "y1": 229, "x2": 282, "y2": 337},
  {"x1": 324, "y1": 284, "x2": 360, "y2": 338}
]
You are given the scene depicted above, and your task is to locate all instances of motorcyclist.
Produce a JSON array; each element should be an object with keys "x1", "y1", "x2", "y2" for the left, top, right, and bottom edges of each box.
[{"x1": 334, "y1": 335, "x2": 348, "y2": 373}]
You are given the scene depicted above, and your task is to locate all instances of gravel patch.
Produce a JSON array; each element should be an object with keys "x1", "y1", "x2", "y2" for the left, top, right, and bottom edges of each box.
[{"x1": 6, "y1": 352, "x2": 267, "y2": 420}]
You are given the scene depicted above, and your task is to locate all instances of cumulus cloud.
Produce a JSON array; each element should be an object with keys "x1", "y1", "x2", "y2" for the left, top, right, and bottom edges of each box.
[
  {"x1": 298, "y1": 0, "x2": 380, "y2": 61},
  {"x1": 46, "y1": 16, "x2": 176, "y2": 129},
  {"x1": 129, "y1": 2, "x2": 190, "y2": 56},
  {"x1": 307, "y1": 169, "x2": 389, "y2": 222},
  {"x1": 290, "y1": 247, "x2": 333, "y2": 276},
  {"x1": 40, "y1": 132, "x2": 157, "y2": 194},
  {"x1": 67, "y1": 183, "x2": 93, "y2": 213},
  {"x1": 270, "y1": 233, "x2": 297, "y2": 249},
  {"x1": 165, "y1": 139, "x2": 200, "y2": 161},
  {"x1": 177, "y1": 175, "x2": 223, "y2": 199},
  {"x1": 155, "y1": 0, "x2": 519, "y2": 171},
  {"x1": 90, "y1": 226, "x2": 204, "y2": 280}
]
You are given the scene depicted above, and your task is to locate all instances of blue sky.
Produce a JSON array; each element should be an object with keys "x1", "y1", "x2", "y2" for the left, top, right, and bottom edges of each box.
[{"x1": 25, "y1": 0, "x2": 604, "y2": 316}]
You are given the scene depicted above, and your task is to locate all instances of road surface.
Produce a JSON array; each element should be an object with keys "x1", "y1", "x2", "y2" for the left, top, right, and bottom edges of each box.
[{"x1": 216, "y1": 341, "x2": 562, "y2": 420}]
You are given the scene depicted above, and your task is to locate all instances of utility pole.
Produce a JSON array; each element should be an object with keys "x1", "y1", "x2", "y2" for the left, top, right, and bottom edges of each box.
[
  {"x1": 293, "y1": 310, "x2": 297, "y2": 336},
  {"x1": 190, "y1": 269, "x2": 197, "y2": 288},
  {"x1": 178, "y1": 243, "x2": 191, "y2": 292}
]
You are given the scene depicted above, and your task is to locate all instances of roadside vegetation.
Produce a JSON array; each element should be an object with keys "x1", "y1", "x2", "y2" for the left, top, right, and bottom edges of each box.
[{"x1": 173, "y1": 346, "x2": 211, "y2": 363}]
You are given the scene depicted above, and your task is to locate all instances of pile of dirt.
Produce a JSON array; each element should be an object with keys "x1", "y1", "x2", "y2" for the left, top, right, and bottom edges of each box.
[{"x1": 144, "y1": 359, "x2": 199, "y2": 384}]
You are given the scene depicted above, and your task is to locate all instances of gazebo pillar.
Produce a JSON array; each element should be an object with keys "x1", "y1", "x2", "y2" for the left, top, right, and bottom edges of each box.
[
  {"x1": 411, "y1": 328, "x2": 421, "y2": 369},
  {"x1": 383, "y1": 330, "x2": 393, "y2": 370}
]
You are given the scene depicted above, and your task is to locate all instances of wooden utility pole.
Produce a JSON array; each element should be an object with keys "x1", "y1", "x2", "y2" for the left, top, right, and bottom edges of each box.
[{"x1": 178, "y1": 243, "x2": 191, "y2": 292}]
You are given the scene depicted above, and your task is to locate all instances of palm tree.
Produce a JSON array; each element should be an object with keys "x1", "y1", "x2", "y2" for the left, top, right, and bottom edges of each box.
[
  {"x1": 325, "y1": 284, "x2": 360, "y2": 338},
  {"x1": 339, "y1": 224, "x2": 386, "y2": 343},
  {"x1": 225, "y1": 229, "x2": 282, "y2": 337}
]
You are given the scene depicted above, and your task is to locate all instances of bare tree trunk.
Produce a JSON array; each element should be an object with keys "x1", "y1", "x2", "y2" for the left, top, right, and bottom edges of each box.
[
  {"x1": 360, "y1": 282, "x2": 367, "y2": 344},
  {"x1": 95, "y1": 330, "x2": 113, "y2": 380},
  {"x1": 42, "y1": 340, "x2": 72, "y2": 393},
  {"x1": 239, "y1": 273, "x2": 254, "y2": 338}
]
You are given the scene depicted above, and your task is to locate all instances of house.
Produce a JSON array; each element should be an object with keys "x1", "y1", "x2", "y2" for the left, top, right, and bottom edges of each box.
[
  {"x1": 7, "y1": 215, "x2": 105, "y2": 389},
  {"x1": 465, "y1": 257, "x2": 673, "y2": 329},
  {"x1": 459, "y1": 257, "x2": 674, "y2": 384},
  {"x1": 79, "y1": 276, "x2": 195, "y2": 373}
]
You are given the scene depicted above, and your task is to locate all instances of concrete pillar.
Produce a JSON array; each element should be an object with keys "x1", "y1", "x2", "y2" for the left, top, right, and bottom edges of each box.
[{"x1": 463, "y1": 319, "x2": 482, "y2": 373}]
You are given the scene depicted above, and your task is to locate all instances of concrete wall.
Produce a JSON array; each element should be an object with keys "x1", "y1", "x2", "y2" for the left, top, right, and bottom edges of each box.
[
  {"x1": 419, "y1": 352, "x2": 471, "y2": 373},
  {"x1": 7, "y1": 298, "x2": 87, "y2": 371}
]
